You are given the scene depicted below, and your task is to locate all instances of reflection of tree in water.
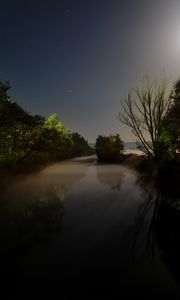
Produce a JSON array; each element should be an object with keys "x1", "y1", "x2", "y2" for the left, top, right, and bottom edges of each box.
[
  {"x1": 152, "y1": 197, "x2": 180, "y2": 283},
  {"x1": 0, "y1": 160, "x2": 88, "y2": 259},
  {"x1": 96, "y1": 165, "x2": 125, "y2": 190},
  {"x1": 132, "y1": 174, "x2": 180, "y2": 285},
  {"x1": 0, "y1": 186, "x2": 65, "y2": 259}
]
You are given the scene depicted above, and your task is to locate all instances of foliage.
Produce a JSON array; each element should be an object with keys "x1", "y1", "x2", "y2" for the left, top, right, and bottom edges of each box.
[
  {"x1": 0, "y1": 82, "x2": 93, "y2": 170},
  {"x1": 95, "y1": 134, "x2": 124, "y2": 162},
  {"x1": 0, "y1": 81, "x2": 35, "y2": 127},
  {"x1": 163, "y1": 78, "x2": 180, "y2": 156},
  {"x1": 44, "y1": 113, "x2": 69, "y2": 135},
  {"x1": 0, "y1": 82, "x2": 44, "y2": 163},
  {"x1": 71, "y1": 132, "x2": 94, "y2": 156}
]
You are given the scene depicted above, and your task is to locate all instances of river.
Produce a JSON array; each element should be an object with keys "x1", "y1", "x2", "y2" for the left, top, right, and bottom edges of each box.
[{"x1": 0, "y1": 156, "x2": 179, "y2": 299}]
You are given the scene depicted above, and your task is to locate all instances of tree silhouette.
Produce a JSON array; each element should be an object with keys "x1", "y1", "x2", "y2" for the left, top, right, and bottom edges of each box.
[
  {"x1": 163, "y1": 78, "x2": 180, "y2": 155},
  {"x1": 119, "y1": 77, "x2": 172, "y2": 160}
]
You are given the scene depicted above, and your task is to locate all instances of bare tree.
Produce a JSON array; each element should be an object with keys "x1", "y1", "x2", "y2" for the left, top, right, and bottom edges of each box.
[{"x1": 119, "y1": 77, "x2": 172, "y2": 158}]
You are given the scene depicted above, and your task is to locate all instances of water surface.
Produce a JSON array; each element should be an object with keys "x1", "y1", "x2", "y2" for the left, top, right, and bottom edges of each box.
[{"x1": 1, "y1": 156, "x2": 179, "y2": 299}]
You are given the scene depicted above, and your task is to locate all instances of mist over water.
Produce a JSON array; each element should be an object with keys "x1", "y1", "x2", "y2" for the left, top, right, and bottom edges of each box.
[
  {"x1": 89, "y1": 141, "x2": 143, "y2": 155},
  {"x1": 1, "y1": 156, "x2": 179, "y2": 298}
]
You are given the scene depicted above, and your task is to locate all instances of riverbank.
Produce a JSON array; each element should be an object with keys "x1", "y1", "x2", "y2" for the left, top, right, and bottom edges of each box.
[{"x1": 121, "y1": 153, "x2": 143, "y2": 169}]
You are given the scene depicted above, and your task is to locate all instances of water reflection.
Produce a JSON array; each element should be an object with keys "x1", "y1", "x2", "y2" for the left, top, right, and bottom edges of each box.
[
  {"x1": 133, "y1": 175, "x2": 180, "y2": 289},
  {"x1": 96, "y1": 164, "x2": 125, "y2": 190},
  {"x1": 0, "y1": 159, "x2": 88, "y2": 259},
  {"x1": 0, "y1": 186, "x2": 64, "y2": 256},
  {"x1": 153, "y1": 198, "x2": 180, "y2": 284},
  {"x1": 1, "y1": 157, "x2": 179, "y2": 298}
]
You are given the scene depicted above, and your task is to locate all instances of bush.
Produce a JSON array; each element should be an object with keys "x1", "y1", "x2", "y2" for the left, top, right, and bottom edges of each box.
[{"x1": 95, "y1": 134, "x2": 124, "y2": 162}]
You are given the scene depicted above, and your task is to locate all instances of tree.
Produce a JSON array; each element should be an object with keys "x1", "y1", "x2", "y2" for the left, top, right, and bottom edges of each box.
[
  {"x1": 0, "y1": 82, "x2": 93, "y2": 167},
  {"x1": 0, "y1": 81, "x2": 45, "y2": 162},
  {"x1": 163, "y1": 78, "x2": 180, "y2": 155},
  {"x1": 118, "y1": 78, "x2": 172, "y2": 160},
  {"x1": 34, "y1": 113, "x2": 73, "y2": 161},
  {"x1": 71, "y1": 132, "x2": 94, "y2": 156},
  {"x1": 95, "y1": 134, "x2": 124, "y2": 162},
  {"x1": 0, "y1": 81, "x2": 36, "y2": 127},
  {"x1": 45, "y1": 113, "x2": 72, "y2": 139}
]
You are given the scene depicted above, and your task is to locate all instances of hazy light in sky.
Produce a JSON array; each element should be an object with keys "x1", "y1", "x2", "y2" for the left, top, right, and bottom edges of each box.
[
  {"x1": 168, "y1": 21, "x2": 180, "y2": 55},
  {"x1": 1, "y1": 0, "x2": 180, "y2": 142}
]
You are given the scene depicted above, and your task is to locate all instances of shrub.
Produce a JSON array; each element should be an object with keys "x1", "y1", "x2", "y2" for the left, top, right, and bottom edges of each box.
[{"x1": 95, "y1": 134, "x2": 124, "y2": 162}]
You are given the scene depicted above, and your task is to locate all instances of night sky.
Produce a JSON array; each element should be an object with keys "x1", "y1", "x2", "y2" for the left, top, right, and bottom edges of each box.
[{"x1": 1, "y1": 0, "x2": 180, "y2": 142}]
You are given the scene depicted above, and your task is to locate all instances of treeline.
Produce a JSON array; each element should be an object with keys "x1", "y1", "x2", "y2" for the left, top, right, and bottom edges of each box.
[{"x1": 0, "y1": 81, "x2": 93, "y2": 171}]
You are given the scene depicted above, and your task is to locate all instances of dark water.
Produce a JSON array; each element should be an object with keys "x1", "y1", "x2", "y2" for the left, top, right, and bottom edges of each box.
[{"x1": 0, "y1": 156, "x2": 179, "y2": 299}]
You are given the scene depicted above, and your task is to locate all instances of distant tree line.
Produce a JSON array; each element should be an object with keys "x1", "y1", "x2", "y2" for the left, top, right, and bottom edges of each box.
[{"x1": 0, "y1": 81, "x2": 93, "y2": 170}]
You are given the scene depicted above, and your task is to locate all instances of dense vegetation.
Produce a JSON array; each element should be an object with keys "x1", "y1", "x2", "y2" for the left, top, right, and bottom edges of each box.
[
  {"x1": 119, "y1": 77, "x2": 180, "y2": 170},
  {"x1": 163, "y1": 78, "x2": 180, "y2": 156},
  {"x1": 95, "y1": 134, "x2": 124, "y2": 162},
  {"x1": 1, "y1": 76, "x2": 179, "y2": 172},
  {"x1": 0, "y1": 81, "x2": 93, "y2": 172},
  {"x1": 94, "y1": 77, "x2": 180, "y2": 166}
]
